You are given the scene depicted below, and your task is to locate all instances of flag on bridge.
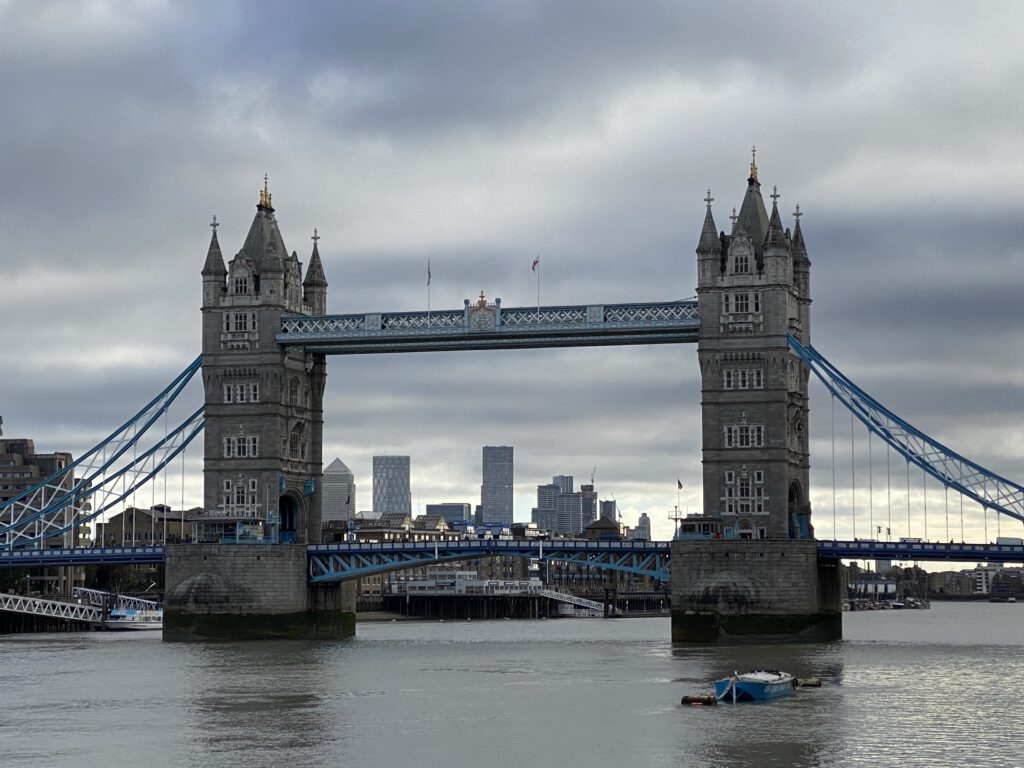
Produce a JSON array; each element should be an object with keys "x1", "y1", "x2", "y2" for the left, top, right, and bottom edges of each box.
[
  {"x1": 427, "y1": 258, "x2": 431, "y2": 286},
  {"x1": 677, "y1": 479, "x2": 683, "y2": 490},
  {"x1": 532, "y1": 255, "x2": 540, "y2": 272}
]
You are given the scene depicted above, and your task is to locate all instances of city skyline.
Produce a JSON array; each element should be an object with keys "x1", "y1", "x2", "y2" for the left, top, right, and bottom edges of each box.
[{"x1": 2, "y1": 4, "x2": 1023, "y2": 542}]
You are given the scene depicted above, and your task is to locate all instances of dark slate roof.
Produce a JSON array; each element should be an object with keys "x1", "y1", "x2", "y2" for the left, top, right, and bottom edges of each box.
[
  {"x1": 733, "y1": 177, "x2": 769, "y2": 244},
  {"x1": 303, "y1": 241, "x2": 328, "y2": 288},
  {"x1": 696, "y1": 205, "x2": 721, "y2": 254},
  {"x1": 237, "y1": 204, "x2": 289, "y2": 275},
  {"x1": 201, "y1": 230, "x2": 227, "y2": 277}
]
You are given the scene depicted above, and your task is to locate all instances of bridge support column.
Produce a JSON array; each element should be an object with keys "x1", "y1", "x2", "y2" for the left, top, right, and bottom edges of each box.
[
  {"x1": 670, "y1": 540, "x2": 841, "y2": 643},
  {"x1": 162, "y1": 544, "x2": 355, "y2": 641}
]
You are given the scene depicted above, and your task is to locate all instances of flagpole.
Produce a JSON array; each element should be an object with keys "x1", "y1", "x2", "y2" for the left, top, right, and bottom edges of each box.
[
  {"x1": 427, "y1": 258, "x2": 431, "y2": 327},
  {"x1": 536, "y1": 254, "x2": 540, "y2": 316}
]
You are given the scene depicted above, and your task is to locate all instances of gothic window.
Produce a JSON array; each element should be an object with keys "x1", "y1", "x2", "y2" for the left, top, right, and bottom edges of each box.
[
  {"x1": 737, "y1": 369, "x2": 749, "y2": 389},
  {"x1": 289, "y1": 423, "x2": 307, "y2": 460},
  {"x1": 733, "y1": 251, "x2": 750, "y2": 274},
  {"x1": 753, "y1": 369, "x2": 764, "y2": 389},
  {"x1": 223, "y1": 384, "x2": 233, "y2": 403},
  {"x1": 247, "y1": 479, "x2": 259, "y2": 507},
  {"x1": 723, "y1": 369, "x2": 734, "y2": 389},
  {"x1": 223, "y1": 436, "x2": 259, "y2": 458},
  {"x1": 222, "y1": 479, "x2": 232, "y2": 511},
  {"x1": 287, "y1": 378, "x2": 300, "y2": 407},
  {"x1": 232, "y1": 275, "x2": 250, "y2": 295},
  {"x1": 234, "y1": 483, "x2": 246, "y2": 507},
  {"x1": 734, "y1": 293, "x2": 749, "y2": 313}
]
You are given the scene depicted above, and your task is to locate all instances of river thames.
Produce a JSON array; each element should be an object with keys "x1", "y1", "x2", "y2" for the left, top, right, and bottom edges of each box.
[{"x1": 2, "y1": 602, "x2": 1021, "y2": 767}]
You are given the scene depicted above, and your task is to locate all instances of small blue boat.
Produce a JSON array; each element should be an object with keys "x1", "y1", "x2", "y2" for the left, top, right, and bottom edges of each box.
[{"x1": 713, "y1": 670, "x2": 794, "y2": 702}]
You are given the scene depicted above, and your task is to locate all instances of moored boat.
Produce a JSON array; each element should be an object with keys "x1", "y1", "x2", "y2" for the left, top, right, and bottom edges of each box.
[
  {"x1": 713, "y1": 670, "x2": 794, "y2": 703},
  {"x1": 100, "y1": 608, "x2": 163, "y2": 631}
]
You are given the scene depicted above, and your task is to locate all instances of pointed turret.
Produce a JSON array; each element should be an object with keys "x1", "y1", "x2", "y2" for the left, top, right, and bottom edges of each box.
[
  {"x1": 202, "y1": 216, "x2": 227, "y2": 308},
  {"x1": 303, "y1": 229, "x2": 328, "y2": 315},
  {"x1": 764, "y1": 188, "x2": 788, "y2": 250},
  {"x1": 696, "y1": 190, "x2": 722, "y2": 255},
  {"x1": 202, "y1": 217, "x2": 227, "y2": 277},
  {"x1": 792, "y1": 205, "x2": 809, "y2": 263}
]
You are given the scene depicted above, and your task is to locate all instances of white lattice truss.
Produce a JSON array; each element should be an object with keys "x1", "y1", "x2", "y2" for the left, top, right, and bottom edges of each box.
[
  {"x1": 535, "y1": 589, "x2": 605, "y2": 612},
  {"x1": 0, "y1": 592, "x2": 102, "y2": 623},
  {"x1": 0, "y1": 359, "x2": 203, "y2": 547},
  {"x1": 789, "y1": 335, "x2": 1024, "y2": 524},
  {"x1": 279, "y1": 300, "x2": 699, "y2": 340},
  {"x1": 72, "y1": 587, "x2": 160, "y2": 611}
]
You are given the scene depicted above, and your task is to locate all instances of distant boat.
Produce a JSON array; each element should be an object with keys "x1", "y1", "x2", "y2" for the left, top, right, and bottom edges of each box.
[
  {"x1": 713, "y1": 670, "x2": 794, "y2": 703},
  {"x1": 99, "y1": 608, "x2": 163, "y2": 631}
]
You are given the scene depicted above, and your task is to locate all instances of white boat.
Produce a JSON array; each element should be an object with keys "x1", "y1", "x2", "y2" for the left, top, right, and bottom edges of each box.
[{"x1": 100, "y1": 608, "x2": 163, "y2": 631}]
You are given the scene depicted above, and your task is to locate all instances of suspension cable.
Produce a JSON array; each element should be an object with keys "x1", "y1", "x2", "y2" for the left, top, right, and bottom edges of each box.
[
  {"x1": 868, "y1": 426, "x2": 874, "y2": 540},
  {"x1": 831, "y1": 395, "x2": 837, "y2": 539},
  {"x1": 850, "y1": 411, "x2": 856, "y2": 540}
]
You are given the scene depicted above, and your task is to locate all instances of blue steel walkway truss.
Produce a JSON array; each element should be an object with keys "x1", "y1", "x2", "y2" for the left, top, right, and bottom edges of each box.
[{"x1": 277, "y1": 300, "x2": 699, "y2": 354}]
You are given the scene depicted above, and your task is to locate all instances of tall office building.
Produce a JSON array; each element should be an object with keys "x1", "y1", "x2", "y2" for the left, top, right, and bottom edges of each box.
[
  {"x1": 322, "y1": 458, "x2": 355, "y2": 524},
  {"x1": 532, "y1": 482, "x2": 561, "y2": 532},
  {"x1": 372, "y1": 455, "x2": 411, "y2": 515},
  {"x1": 552, "y1": 475, "x2": 573, "y2": 494},
  {"x1": 480, "y1": 446, "x2": 513, "y2": 524},
  {"x1": 579, "y1": 484, "x2": 598, "y2": 528},
  {"x1": 556, "y1": 493, "x2": 584, "y2": 535}
]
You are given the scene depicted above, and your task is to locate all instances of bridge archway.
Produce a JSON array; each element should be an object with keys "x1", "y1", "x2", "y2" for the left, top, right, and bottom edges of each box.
[
  {"x1": 788, "y1": 481, "x2": 808, "y2": 540},
  {"x1": 279, "y1": 492, "x2": 304, "y2": 544}
]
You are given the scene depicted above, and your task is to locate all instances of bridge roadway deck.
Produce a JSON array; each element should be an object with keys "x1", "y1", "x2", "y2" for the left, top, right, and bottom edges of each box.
[
  {"x1": 0, "y1": 540, "x2": 1021, "y2": 574},
  {"x1": 276, "y1": 300, "x2": 700, "y2": 354}
]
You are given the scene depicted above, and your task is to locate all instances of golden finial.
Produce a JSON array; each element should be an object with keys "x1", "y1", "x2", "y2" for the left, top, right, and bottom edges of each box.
[
  {"x1": 749, "y1": 145, "x2": 758, "y2": 181},
  {"x1": 477, "y1": 290, "x2": 487, "y2": 307},
  {"x1": 259, "y1": 174, "x2": 273, "y2": 208}
]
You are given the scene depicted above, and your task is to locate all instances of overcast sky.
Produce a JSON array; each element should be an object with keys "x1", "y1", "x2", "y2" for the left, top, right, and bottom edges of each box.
[{"x1": 2, "y1": 1, "x2": 1023, "y2": 542}]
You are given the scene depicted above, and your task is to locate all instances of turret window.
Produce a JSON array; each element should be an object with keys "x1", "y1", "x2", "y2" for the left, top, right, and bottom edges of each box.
[
  {"x1": 232, "y1": 276, "x2": 250, "y2": 295},
  {"x1": 223, "y1": 312, "x2": 257, "y2": 333},
  {"x1": 733, "y1": 252, "x2": 750, "y2": 274}
]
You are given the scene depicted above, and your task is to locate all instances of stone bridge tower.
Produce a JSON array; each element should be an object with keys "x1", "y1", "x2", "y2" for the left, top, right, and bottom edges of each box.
[
  {"x1": 198, "y1": 179, "x2": 327, "y2": 545},
  {"x1": 672, "y1": 154, "x2": 840, "y2": 643},
  {"x1": 696, "y1": 154, "x2": 812, "y2": 540}
]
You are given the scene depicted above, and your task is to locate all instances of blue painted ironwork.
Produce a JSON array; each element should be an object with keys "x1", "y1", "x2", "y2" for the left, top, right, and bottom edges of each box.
[
  {"x1": 2, "y1": 539, "x2": 1022, "y2": 572},
  {"x1": 277, "y1": 300, "x2": 699, "y2": 354},
  {"x1": 817, "y1": 539, "x2": 1024, "y2": 563},
  {"x1": 1, "y1": 358, "x2": 202, "y2": 547},
  {"x1": 0, "y1": 546, "x2": 165, "y2": 568},
  {"x1": 788, "y1": 335, "x2": 1024, "y2": 525},
  {"x1": 307, "y1": 540, "x2": 673, "y2": 583}
]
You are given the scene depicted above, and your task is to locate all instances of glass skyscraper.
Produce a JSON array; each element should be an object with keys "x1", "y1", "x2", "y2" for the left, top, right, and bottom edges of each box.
[
  {"x1": 480, "y1": 446, "x2": 513, "y2": 524},
  {"x1": 322, "y1": 457, "x2": 355, "y2": 523},
  {"x1": 372, "y1": 455, "x2": 411, "y2": 515}
]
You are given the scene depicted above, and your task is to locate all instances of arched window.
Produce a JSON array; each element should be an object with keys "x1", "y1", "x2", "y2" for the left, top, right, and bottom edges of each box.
[{"x1": 287, "y1": 378, "x2": 300, "y2": 406}]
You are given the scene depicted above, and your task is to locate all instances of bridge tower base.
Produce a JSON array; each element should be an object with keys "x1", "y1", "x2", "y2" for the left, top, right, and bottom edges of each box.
[
  {"x1": 162, "y1": 544, "x2": 356, "y2": 641},
  {"x1": 670, "y1": 540, "x2": 841, "y2": 643}
]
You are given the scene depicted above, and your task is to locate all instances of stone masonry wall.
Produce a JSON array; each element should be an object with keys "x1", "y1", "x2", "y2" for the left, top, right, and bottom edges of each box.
[
  {"x1": 671, "y1": 539, "x2": 823, "y2": 614},
  {"x1": 165, "y1": 543, "x2": 308, "y2": 615}
]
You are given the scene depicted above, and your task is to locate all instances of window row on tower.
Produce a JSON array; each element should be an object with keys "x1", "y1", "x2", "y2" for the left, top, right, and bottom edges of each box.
[
  {"x1": 223, "y1": 382, "x2": 260, "y2": 403},
  {"x1": 722, "y1": 291, "x2": 761, "y2": 315},
  {"x1": 723, "y1": 423, "x2": 764, "y2": 448},
  {"x1": 723, "y1": 368, "x2": 764, "y2": 390},
  {"x1": 223, "y1": 311, "x2": 258, "y2": 333},
  {"x1": 223, "y1": 435, "x2": 259, "y2": 458}
]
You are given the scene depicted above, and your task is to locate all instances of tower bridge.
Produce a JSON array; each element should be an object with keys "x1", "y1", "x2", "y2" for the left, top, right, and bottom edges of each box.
[{"x1": 4, "y1": 157, "x2": 1023, "y2": 641}]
